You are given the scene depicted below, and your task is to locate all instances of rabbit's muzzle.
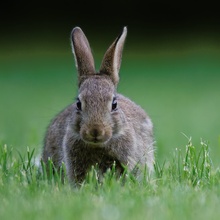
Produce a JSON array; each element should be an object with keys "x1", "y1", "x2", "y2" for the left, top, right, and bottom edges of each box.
[{"x1": 81, "y1": 124, "x2": 112, "y2": 145}]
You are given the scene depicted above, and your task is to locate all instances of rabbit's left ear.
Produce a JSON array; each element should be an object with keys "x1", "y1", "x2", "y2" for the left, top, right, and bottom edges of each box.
[{"x1": 99, "y1": 27, "x2": 127, "y2": 86}]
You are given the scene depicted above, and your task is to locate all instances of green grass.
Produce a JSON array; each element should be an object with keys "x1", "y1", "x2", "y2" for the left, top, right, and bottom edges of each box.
[
  {"x1": 1, "y1": 139, "x2": 220, "y2": 220},
  {"x1": 1, "y1": 32, "x2": 220, "y2": 219}
]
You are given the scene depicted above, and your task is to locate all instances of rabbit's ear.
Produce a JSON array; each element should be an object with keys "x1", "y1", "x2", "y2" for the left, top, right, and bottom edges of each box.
[
  {"x1": 99, "y1": 27, "x2": 127, "y2": 86},
  {"x1": 71, "y1": 27, "x2": 96, "y2": 85}
]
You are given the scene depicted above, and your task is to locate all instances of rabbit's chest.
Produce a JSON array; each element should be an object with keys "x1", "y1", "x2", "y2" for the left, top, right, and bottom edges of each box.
[{"x1": 69, "y1": 146, "x2": 123, "y2": 182}]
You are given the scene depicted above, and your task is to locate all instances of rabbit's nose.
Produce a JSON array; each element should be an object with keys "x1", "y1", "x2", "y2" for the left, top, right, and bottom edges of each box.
[
  {"x1": 90, "y1": 128, "x2": 98, "y2": 138},
  {"x1": 84, "y1": 127, "x2": 107, "y2": 144},
  {"x1": 82, "y1": 126, "x2": 111, "y2": 144},
  {"x1": 82, "y1": 124, "x2": 111, "y2": 144},
  {"x1": 89, "y1": 128, "x2": 104, "y2": 139}
]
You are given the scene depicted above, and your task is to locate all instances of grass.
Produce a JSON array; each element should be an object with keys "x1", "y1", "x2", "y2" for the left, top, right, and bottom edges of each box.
[
  {"x1": 1, "y1": 139, "x2": 220, "y2": 220},
  {"x1": 1, "y1": 31, "x2": 220, "y2": 219}
]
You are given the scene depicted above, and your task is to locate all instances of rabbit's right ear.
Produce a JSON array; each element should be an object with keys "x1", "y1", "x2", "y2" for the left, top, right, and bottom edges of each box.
[{"x1": 71, "y1": 27, "x2": 96, "y2": 85}]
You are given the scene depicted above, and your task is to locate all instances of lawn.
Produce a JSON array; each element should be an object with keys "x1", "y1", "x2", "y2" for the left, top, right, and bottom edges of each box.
[{"x1": 0, "y1": 31, "x2": 220, "y2": 219}]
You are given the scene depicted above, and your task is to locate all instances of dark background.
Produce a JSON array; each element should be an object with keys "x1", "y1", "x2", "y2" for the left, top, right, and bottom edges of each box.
[{"x1": 1, "y1": 1, "x2": 220, "y2": 36}]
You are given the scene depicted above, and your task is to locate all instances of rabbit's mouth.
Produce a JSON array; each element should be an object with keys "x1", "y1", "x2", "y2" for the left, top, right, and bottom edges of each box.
[
  {"x1": 83, "y1": 138, "x2": 107, "y2": 146},
  {"x1": 82, "y1": 135, "x2": 110, "y2": 146}
]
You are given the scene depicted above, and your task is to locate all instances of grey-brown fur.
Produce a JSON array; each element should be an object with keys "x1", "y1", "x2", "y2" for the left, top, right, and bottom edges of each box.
[{"x1": 42, "y1": 27, "x2": 155, "y2": 184}]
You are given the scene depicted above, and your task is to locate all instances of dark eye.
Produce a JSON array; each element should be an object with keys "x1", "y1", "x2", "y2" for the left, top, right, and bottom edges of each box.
[
  {"x1": 76, "y1": 98, "x2": 82, "y2": 111},
  {"x1": 111, "y1": 97, "x2": 117, "y2": 111}
]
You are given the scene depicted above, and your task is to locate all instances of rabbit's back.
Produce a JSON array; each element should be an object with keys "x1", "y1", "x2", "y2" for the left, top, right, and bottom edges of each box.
[{"x1": 110, "y1": 94, "x2": 154, "y2": 171}]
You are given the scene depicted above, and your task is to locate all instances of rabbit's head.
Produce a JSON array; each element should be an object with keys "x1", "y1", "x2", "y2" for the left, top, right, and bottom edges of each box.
[{"x1": 71, "y1": 27, "x2": 127, "y2": 145}]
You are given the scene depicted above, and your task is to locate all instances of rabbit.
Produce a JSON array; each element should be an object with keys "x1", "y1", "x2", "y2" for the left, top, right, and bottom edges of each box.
[{"x1": 42, "y1": 26, "x2": 155, "y2": 184}]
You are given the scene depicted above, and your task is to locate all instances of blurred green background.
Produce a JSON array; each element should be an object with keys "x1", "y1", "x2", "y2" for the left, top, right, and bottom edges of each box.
[{"x1": 0, "y1": 1, "x2": 220, "y2": 165}]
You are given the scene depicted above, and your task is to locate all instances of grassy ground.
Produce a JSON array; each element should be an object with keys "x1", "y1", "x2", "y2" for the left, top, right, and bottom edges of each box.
[
  {"x1": 0, "y1": 32, "x2": 220, "y2": 219},
  {"x1": 1, "y1": 140, "x2": 220, "y2": 220}
]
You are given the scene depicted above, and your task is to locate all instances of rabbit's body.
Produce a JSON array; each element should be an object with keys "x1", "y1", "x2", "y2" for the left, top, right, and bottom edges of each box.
[{"x1": 42, "y1": 27, "x2": 154, "y2": 183}]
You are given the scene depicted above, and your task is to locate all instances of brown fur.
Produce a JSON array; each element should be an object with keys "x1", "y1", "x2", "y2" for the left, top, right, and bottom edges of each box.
[{"x1": 42, "y1": 27, "x2": 155, "y2": 184}]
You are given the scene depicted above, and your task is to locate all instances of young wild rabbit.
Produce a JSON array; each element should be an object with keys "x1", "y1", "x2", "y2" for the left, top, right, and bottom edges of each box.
[{"x1": 42, "y1": 26, "x2": 154, "y2": 184}]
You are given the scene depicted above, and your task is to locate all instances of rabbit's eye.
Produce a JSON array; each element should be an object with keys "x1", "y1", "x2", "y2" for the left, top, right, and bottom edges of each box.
[
  {"x1": 76, "y1": 98, "x2": 82, "y2": 111},
  {"x1": 111, "y1": 97, "x2": 117, "y2": 111}
]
